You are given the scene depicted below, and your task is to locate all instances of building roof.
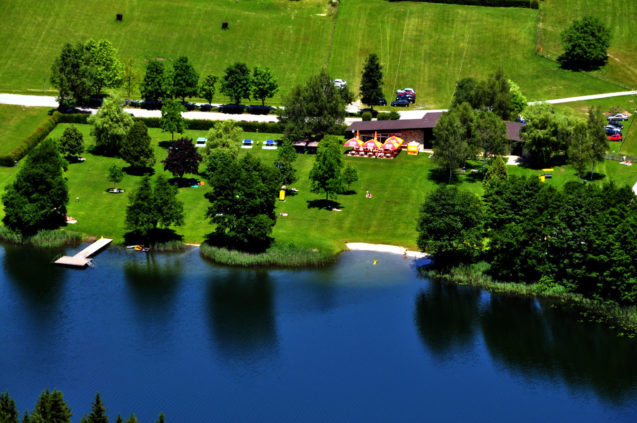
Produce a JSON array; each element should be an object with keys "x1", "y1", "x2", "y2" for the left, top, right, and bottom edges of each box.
[{"x1": 506, "y1": 121, "x2": 524, "y2": 142}]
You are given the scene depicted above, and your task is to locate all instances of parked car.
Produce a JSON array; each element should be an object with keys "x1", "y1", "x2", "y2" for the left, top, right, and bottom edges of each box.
[
  {"x1": 607, "y1": 133, "x2": 623, "y2": 141},
  {"x1": 608, "y1": 113, "x2": 629, "y2": 121},
  {"x1": 606, "y1": 125, "x2": 622, "y2": 135},
  {"x1": 334, "y1": 79, "x2": 347, "y2": 88},
  {"x1": 608, "y1": 120, "x2": 624, "y2": 129},
  {"x1": 404, "y1": 94, "x2": 416, "y2": 103},
  {"x1": 378, "y1": 97, "x2": 387, "y2": 106},
  {"x1": 403, "y1": 88, "x2": 415, "y2": 94},
  {"x1": 391, "y1": 99, "x2": 410, "y2": 107}
]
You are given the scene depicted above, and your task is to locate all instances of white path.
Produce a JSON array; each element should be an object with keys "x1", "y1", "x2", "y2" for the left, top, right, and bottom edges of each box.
[{"x1": 0, "y1": 90, "x2": 635, "y2": 122}]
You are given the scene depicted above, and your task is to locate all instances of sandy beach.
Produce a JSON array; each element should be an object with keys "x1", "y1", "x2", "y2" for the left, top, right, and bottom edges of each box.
[{"x1": 346, "y1": 242, "x2": 429, "y2": 259}]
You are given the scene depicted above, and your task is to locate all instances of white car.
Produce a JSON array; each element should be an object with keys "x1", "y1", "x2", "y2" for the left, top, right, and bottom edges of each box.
[
  {"x1": 334, "y1": 79, "x2": 347, "y2": 88},
  {"x1": 403, "y1": 88, "x2": 416, "y2": 94},
  {"x1": 608, "y1": 113, "x2": 629, "y2": 121}
]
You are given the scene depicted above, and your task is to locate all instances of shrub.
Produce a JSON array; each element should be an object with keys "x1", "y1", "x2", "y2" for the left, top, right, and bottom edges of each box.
[
  {"x1": 389, "y1": 111, "x2": 400, "y2": 120},
  {"x1": 0, "y1": 112, "x2": 61, "y2": 166},
  {"x1": 376, "y1": 112, "x2": 391, "y2": 121},
  {"x1": 361, "y1": 111, "x2": 372, "y2": 121}
]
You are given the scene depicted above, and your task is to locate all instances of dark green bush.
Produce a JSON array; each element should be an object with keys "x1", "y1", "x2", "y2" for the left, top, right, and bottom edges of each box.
[
  {"x1": 389, "y1": 111, "x2": 400, "y2": 120},
  {"x1": 377, "y1": 112, "x2": 391, "y2": 121},
  {"x1": 361, "y1": 111, "x2": 373, "y2": 121}
]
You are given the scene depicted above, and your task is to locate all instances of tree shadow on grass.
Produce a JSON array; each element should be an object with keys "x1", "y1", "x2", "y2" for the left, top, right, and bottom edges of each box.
[
  {"x1": 168, "y1": 177, "x2": 201, "y2": 188},
  {"x1": 340, "y1": 189, "x2": 357, "y2": 196},
  {"x1": 586, "y1": 172, "x2": 607, "y2": 182},
  {"x1": 158, "y1": 141, "x2": 173, "y2": 149},
  {"x1": 427, "y1": 168, "x2": 459, "y2": 184},
  {"x1": 306, "y1": 199, "x2": 344, "y2": 210},
  {"x1": 124, "y1": 228, "x2": 183, "y2": 246},
  {"x1": 123, "y1": 166, "x2": 155, "y2": 176}
]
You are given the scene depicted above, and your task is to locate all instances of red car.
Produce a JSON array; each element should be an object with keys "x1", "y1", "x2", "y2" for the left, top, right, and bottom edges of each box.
[{"x1": 607, "y1": 133, "x2": 622, "y2": 141}]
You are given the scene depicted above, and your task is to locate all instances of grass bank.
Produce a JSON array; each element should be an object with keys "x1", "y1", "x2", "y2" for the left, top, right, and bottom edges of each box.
[
  {"x1": 422, "y1": 262, "x2": 637, "y2": 336},
  {"x1": 0, "y1": 105, "x2": 51, "y2": 155},
  {"x1": 0, "y1": 227, "x2": 82, "y2": 248},
  {"x1": 200, "y1": 242, "x2": 335, "y2": 268}
]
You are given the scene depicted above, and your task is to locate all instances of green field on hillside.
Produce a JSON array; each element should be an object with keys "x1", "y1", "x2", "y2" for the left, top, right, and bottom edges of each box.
[
  {"x1": 0, "y1": 112, "x2": 634, "y2": 250},
  {"x1": 0, "y1": 0, "x2": 631, "y2": 108},
  {"x1": 0, "y1": 105, "x2": 51, "y2": 155},
  {"x1": 538, "y1": 0, "x2": 637, "y2": 89}
]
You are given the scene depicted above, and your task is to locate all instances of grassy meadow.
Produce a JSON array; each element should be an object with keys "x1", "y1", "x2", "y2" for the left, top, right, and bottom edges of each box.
[
  {"x1": 0, "y1": 105, "x2": 51, "y2": 155},
  {"x1": 0, "y1": 0, "x2": 632, "y2": 108},
  {"x1": 538, "y1": 0, "x2": 637, "y2": 89}
]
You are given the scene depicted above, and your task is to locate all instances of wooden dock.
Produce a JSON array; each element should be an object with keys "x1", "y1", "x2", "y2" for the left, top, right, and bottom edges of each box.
[{"x1": 54, "y1": 238, "x2": 113, "y2": 267}]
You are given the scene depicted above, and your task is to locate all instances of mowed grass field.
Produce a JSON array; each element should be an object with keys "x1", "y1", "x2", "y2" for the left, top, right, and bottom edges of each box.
[
  {"x1": 0, "y1": 0, "x2": 631, "y2": 108},
  {"x1": 1, "y1": 108, "x2": 636, "y2": 250},
  {"x1": 0, "y1": 105, "x2": 51, "y2": 155},
  {"x1": 538, "y1": 0, "x2": 637, "y2": 89}
]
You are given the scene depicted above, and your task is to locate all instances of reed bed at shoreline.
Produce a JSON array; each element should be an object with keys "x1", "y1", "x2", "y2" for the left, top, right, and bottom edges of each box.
[{"x1": 200, "y1": 242, "x2": 335, "y2": 268}]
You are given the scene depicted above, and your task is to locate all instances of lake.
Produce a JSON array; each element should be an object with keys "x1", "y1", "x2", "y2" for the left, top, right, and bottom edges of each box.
[{"x1": 0, "y1": 244, "x2": 636, "y2": 422}]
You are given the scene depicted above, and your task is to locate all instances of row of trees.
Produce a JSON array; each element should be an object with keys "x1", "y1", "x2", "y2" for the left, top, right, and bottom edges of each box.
[
  {"x1": 0, "y1": 390, "x2": 164, "y2": 423},
  {"x1": 417, "y1": 174, "x2": 637, "y2": 305},
  {"x1": 140, "y1": 59, "x2": 278, "y2": 106}
]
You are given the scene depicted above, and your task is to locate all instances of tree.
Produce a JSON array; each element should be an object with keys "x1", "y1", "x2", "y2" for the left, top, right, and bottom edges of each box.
[
  {"x1": 451, "y1": 77, "x2": 479, "y2": 108},
  {"x1": 508, "y1": 80, "x2": 527, "y2": 117},
  {"x1": 567, "y1": 120, "x2": 593, "y2": 181},
  {"x1": 124, "y1": 414, "x2": 138, "y2": 423},
  {"x1": 336, "y1": 84, "x2": 355, "y2": 106},
  {"x1": 483, "y1": 155, "x2": 508, "y2": 186},
  {"x1": 342, "y1": 163, "x2": 358, "y2": 190},
  {"x1": 31, "y1": 389, "x2": 72, "y2": 423},
  {"x1": 204, "y1": 120, "x2": 242, "y2": 155},
  {"x1": 416, "y1": 186, "x2": 483, "y2": 263},
  {"x1": 88, "y1": 94, "x2": 133, "y2": 155},
  {"x1": 84, "y1": 39, "x2": 123, "y2": 96},
  {"x1": 360, "y1": 53, "x2": 384, "y2": 109},
  {"x1": 2, "y1": 139, "x2": 68, "y2": 235},
  {"x1": 58, "y1": 126, "x2": 84, "y2": 158},
  {"x1": 107, "y1": 164, "x2": 124, "y2": 188},
  {"x1": 521, "y1": 103, "x2": 572, "y2": 167},
  {"x1": 473, "y1": 70, "x2": 515, "y2": 120},
  {"x1": 170, "y1": 56, "x2": 199, "y2": 101},
  {"x1": 558, "y1": 16, "x2": 611, "y2": 71},
  {"x1": 199, "y1": 74, "x2": 217, "y2": 104},
  {"x1": 50, "y1": 42, "x2": 92, "y2": 109},
  {"x1": 160, "y1": 99, "x2": 186, "y2": 141},
  {"x1": 472, "y1": 110, "x2": 507, "y2": 173},
  {"x1": 115, "y1": 416, "x2": 122, "y2": 423},
  {"x1": 121, "y1": 120, "x2": 155, "y2": 169},
  {"x1": 274, "y1": 140, "x2": 297, "y2": 186},
  {"x1": 588, "y1": 106, "x2": 608, "y2": 179},
  {"x1": 126, "y1": 176, "x2": 157, "y2": 236},
  {"x1": 279, "y1": 69, "x2": 346, "y2": 141},
  {"x1": 156, "y1": 414, "x2": 165, "y2": 423},
  {"x1": 140, "y1": 60, "x2": 168, "y2": 102},
  {"x1": 220, "y1": 62, "x2": 252, "y2": 105},
  {"x1": 0, "y1": 391, "x2": 19, "y2": 423},
  {"x1": 162, "y1": 138, "x2": 202, "y2": 179},
  {"x1": 153, "y1": 175, "x2": 184, "y2": 229},
  {"x1": 81, "y1": 393, "x2": 108, "y2": 423},
  {"x1": 22, "y1": 411, "x2": 30, "y2": 423},
  {"x1": 432, "y1": 111, "x2": 469, "y2": 183},
  {"x1": 122, "y1": 58, "x2": 140, "y2": 100},
  {"x1": 251, "y1": 66, "x2": 278, "y2": 107},
  {"x1": 309, "y1": 135, "x2": 344, "y2": 200}
]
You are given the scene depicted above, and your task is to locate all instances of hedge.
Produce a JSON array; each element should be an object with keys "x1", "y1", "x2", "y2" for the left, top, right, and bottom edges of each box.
[
  {"x1": 0, "y1": 112, "x2": 61, "y2": 166},
  {"x1": 388, "y1": 0, "x2": 539, "y2": 8}
]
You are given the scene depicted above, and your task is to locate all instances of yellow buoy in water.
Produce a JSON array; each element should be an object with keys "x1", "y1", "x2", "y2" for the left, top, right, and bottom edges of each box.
[{"x1": 373, "y1": 260, "x2": 377, "y2": 265}]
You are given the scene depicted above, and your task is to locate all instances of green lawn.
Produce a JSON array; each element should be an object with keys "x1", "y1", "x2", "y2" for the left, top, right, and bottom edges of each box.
[
  {"x1": 0, "y1": 0, "x2": 629, "y2": 108},
  {"x1": 0, "y1": 105, "x2": 50, "y2": 155},
  {"x1": 538, "y1": 0, "x2": 637, "y2": 89}
]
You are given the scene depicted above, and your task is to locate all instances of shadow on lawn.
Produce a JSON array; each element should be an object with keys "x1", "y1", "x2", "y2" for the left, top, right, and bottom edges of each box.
[
  {"x1": 123, "y1": 166, "x2": 155, "y2": 176},
  {"x1": 169, "y1": 177, "x2": 202, "y2": 188},
  {"x1": 306, "y1": 199, "x2": 344, "y2": 210}
]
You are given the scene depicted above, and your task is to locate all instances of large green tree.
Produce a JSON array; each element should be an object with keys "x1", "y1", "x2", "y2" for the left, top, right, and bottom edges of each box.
[
  {"x1": 88, "y1": 94, "x2": 133, "y2": 155},
  {"x1": 416, "y1": 185, "x2": 483, "y2": 263},
  {"x1": 220, "y1": 62, "x2": 252, "y2": 105},
  {"x1": 58, "y1": 126, "x2": 84, "y2": 158},
  {"x1": 122, "y1": 58, "x2": 140, "y2": 100},
  {"x1": 160, "y1": 99, "x2": 186, "y2": 141},
  {"x1": 473, "y1": 70, "x2": 515, "y2": 120},
  {"x1": 126, "y1": 175, "x2": 184, "y2": 238},
  {"x1": 587, "y1": 106, "x2": 608, "y2": 179},
  {"x1": 472, "y1": 110, "x2": 507, "y2": 173},
  {"x1": 309, "y1": 135, "x2": 344, "y2": 200},
  {"x1": 80, "y1": 393, "x2": 108, "y2": 423},
  {"x1": 199, "y1": 74, "x2": 218, "y2": 104},
  {"x1": 162, "y1": 138, "x2": 202, "y2": 179},
  {"x1": 2, "y1": 139, "x2": 68, "y2": 235},
  {"x1": 520, "y1": 103, "x2": 572, "y2": 167},
  {"x1": 31, "y1": 390, "x2": 72, "y2": 423},
  {"x1": 251, "y1": 66, "x2": 278, "y2": 107},
  {"x1": 84, "y1": 39, "x2": 123, "y2": 96},
  {"x1": 359, "y1": 53, "x2": 384, "y2": 109},
  {"x1": 170, "y1": 56, "x2": 199, "y2": 101},
  {"x1": 567, "y1": 120, "x2": 593, "y2": 181},
  {"x1": 140, "y1": 60, "x2": 168, "y2": 103},
  {"x1": 50, "y1": 42, "x2": 92, "y2": 109},
  {"x1": 275, "y1": 140, "x2": 298, "y2": 186},
  {"x1": 279, "y1": 69, "x2": 346, "y2": 141},
  {"x1": 204, "y1": 120, "x2": 242, "y2": 155},
  {"x1": 121, "y1": 120, "x2": 155, "y2": 169},
  {"x1": 558, "y1": 16, "x2": 611, "y2": 71},
  {"x1": 451, "y1": 77, "x2": 479, "y2": 108},
  {"x1": 206, "y1": 153, "x2": 279, "y2": 252},
  {"x1": 432, "y1": 111, "x2": 469, "y2": 183},
  {"x1": 0, "y1": 391, "x2": 19, "y2": 423}
]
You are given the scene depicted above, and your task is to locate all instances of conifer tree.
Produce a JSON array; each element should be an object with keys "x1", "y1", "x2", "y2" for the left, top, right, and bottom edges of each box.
[
  {"x1": 360, "y1": 53, "x2": 384, "y2": 109},
  {"x1": 0, "y1": 391, "x2": 19, "y2": 423},
  {"x1": 81, "y1": 393, "x2": 108, "y2": 423}
]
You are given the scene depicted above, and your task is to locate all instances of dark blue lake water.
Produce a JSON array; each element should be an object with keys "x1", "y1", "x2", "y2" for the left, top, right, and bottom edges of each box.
[{"x1": 0, "y1": 244, "x2": 635, "y2": 422}]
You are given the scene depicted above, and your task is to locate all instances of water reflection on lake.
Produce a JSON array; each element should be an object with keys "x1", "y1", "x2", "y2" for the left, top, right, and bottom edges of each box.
[{"x1": 0, "y1": 245, "x2": 635, "y2": 422}]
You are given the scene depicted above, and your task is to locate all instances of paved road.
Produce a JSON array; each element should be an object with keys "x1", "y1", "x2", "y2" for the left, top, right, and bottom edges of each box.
[{"x1": 1, "y1": 90, "x2": 635, "y2": 123}]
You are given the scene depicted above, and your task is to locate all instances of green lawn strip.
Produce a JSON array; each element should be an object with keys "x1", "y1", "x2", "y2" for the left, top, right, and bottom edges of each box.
[
  {"x1": 538, "y1": 0, "x2": 637, "y2": 89},
  {"x1": 0, "y1": 105, "x2": 51, "y2": 155},
  {"x1": 329, "y1": 0, "x2": 621, "y2": 108}
]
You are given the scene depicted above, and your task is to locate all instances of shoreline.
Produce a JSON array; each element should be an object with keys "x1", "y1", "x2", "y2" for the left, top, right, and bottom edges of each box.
[{"x1": 345, "y1": 242, "x2": 429, "y2": 259}]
